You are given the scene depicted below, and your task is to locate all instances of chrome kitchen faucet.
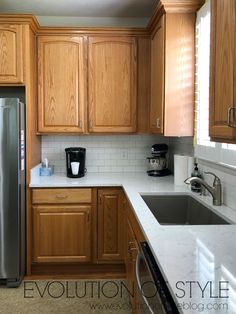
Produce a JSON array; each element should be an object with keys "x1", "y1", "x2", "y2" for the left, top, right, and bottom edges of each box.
[{"x1": 185, "y1": 172, "x2": 222, "y2": 206}]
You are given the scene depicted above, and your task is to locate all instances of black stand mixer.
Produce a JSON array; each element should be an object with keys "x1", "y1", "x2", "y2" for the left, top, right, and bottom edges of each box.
[{"x1": 147, "y1": 144, "x2": 171, "y2": 177}]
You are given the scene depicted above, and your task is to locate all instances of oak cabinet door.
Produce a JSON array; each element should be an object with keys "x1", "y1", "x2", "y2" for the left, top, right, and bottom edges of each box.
[
  {"x1": 0, "y1": 24, "x2": 23, "y2": 84},
  {"x1": 33, "y1": 205, "x2": 91, "y2": 263},
  {"x1": 150, "y1": 16, "x2": 165, "y2": 134},
  {"x1": 38, "y1": 36, "x2": 85, "y2": 133},
  {"x1": 97, "y1": 189, "x2": 124, "y2": 262},
  {"x1": 210, "y1": 0, "x2": 236, "y2": 141},
  {"x1": 125, "y1": 218, "x2": 140, "y2": 313},
  {"x1": 150, "y1": 13, "x2": 195, "y2": 137},
  {"x1": 88, "y1": 37, "x2": 137, "y2": 133}
]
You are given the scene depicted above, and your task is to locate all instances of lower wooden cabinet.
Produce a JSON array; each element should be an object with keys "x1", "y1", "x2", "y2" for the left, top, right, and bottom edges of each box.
[
  {"x1": 124, "y1": 197, "x2": 146, "y2": 313},
  {"x1": 31, "y1": 187, "x2": 125, "y2": 270},
  {"x1": 126, "y1": 218, "x2": 140, "y2": 311},
  {"x1": 30, "y1": 187, "x2": 140, "y2": 279},
  {"x1": 97, "y1": 189, "x2": 124, "y2": 262},
  {"x1": 33, "y1": 205, "x2": 91, "y2": 263}
]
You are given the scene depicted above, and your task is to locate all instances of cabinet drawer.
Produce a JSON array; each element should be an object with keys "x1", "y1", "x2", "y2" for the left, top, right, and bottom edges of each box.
[{"x1": 32, "y1": 188, "x2": 92, "y2": 204}]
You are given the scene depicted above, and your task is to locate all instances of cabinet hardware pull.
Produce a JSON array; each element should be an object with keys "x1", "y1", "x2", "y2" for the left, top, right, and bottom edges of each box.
[
  {"x1": 156, "y1": 118, "x2": 160, "y2": 128},
  {"x1": 128, "y1": 241, "x2": 136, "y2": 252},
  {"x1": 89, "y1": 120, "x2": 93, "y2": 129},
  {"x1": 55, "y1": 195, "x2": 68, "y2": 199},
  {"x1": 228, "y1": 106, "x2": 236, "y2": 128}
]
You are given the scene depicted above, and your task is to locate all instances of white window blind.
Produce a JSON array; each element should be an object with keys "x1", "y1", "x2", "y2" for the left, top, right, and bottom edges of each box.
[
  {"x1": 195, "y1": 0, "x2": 236, "y2": 168},
  {"x1": 195, "y1": 0, "x2": 213, "y2": 147}
]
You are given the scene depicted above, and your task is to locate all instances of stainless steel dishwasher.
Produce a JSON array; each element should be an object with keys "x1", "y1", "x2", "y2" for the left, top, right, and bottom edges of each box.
[{"x1": 136, "y1": 242, "x2": 180, "y2": 314}]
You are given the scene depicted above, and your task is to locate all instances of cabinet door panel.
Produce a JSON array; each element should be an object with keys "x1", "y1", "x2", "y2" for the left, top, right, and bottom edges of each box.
[
  {"x1": 33, "y1": 205, "x2": 91, "y2": 263},
  {"x1": 210, "y1": 0, "x2": 236, "y2": 139},
  {"x1": 98, "y1": 189, "x2": 124, "y2": 261},
  {"x1": 88, "y1": 37, "x2": 137, "y2": 133},
  {"x1": 38, "y1": 36, "x2": 85, "y2": 133},
  {"x1": 0, "y1": 25, "x2": 23, "y2": 83},
  {"x1": 126, "y1": 219, "x2": 139, "y2": 312},
  {"x1": 150, "y1": 17, "x2": 165, "y2": 134},
  {"x1": 165, "y1": 13, "x2": 195, "y2": 136}
]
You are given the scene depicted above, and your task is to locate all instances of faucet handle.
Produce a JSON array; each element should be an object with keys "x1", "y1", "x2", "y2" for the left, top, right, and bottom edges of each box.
[{"x1": 204, "y1": 172, "x2": 221, "y2": 186}]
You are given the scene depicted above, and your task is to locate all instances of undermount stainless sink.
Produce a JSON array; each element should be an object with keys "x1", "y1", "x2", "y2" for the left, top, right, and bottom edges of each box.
[{"x1": 141, "y1": 194, "x2": 230, "y2": 225}]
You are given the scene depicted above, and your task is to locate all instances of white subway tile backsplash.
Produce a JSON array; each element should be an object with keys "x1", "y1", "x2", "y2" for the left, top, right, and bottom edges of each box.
[{"x1": 41, "y1": 135, "x2": 168, "y2": 174}]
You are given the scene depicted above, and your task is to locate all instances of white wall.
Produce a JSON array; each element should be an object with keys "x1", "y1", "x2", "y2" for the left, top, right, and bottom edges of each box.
[
  {"x1": 36, "y1": 16, "x2": 148, "y2": 27},
  {"x1": 41, "y1": 135, "x2": 168, "y2": 174}
]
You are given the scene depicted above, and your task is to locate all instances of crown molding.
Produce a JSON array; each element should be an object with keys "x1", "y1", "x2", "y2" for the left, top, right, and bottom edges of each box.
[
  {"x1": 37, "y1": 26, "x2": 149, "y2": 36},
  {"x1": 147, "y1": 0, "x2": 205, "y2": 33},
  {"x1": 0, "y1": 14, "x2": 40, "y2": 33}
]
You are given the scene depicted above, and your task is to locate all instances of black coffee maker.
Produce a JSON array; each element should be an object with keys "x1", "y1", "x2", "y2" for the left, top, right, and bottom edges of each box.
[{"x1": 65, "y1": 147, "x2": 86, "y2": 178}]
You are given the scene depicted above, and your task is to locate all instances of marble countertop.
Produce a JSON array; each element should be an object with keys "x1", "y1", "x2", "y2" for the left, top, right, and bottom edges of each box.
[{"x1": 30, "y1": 167, "x2": 236, "y2": 313}]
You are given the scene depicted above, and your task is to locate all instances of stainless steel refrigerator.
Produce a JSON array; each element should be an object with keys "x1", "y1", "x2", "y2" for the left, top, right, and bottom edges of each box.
[{"x1": 0, "y1": 98, "x2": 25, "y2": 287}]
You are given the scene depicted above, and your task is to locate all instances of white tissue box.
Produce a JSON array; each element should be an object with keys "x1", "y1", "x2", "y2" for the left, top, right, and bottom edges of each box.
[{"x1": 39, "y1": 166, "x2": 54, "y2": 176}]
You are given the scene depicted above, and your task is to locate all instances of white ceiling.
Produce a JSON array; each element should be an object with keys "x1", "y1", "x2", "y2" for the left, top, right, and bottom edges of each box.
[{"x1": 0, "y1": 0, "x2": 157, "y2": 18}]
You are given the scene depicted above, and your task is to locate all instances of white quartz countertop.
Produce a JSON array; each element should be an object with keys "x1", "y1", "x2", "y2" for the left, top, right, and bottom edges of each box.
[{"x1": 30, "y1": 168, "x2": 236, "y2": 313}]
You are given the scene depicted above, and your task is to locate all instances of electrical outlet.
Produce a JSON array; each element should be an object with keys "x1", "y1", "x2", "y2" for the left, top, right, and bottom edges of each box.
[{"x1": 121, "y1": 150, "x2": 128, "y2": 159}]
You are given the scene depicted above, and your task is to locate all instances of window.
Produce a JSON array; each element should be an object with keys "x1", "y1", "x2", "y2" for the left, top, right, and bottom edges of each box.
[{"x1": 195, "y1": 0, "x2": 236, "y2": 168}]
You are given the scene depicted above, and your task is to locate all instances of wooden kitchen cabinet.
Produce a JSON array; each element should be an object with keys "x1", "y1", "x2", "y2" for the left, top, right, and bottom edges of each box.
[
  {"x1": 123, "y1": 195, "x2": 146, "y2": 313},
  {"x1": 209, "y1": 0, "x2": 236, "y2": 142},
  {"x1": 37, "y1": 36, "x2": 86, "y2": 133},
  {"x1": 150, "y1": 13, "x2": 195, "y2": 136},
  {"x1": 97, "y1": 189, "x2": 124, "y2": 262},
  {"x1": 150, "y1": 17, "x2": 165, "y2": 134},
  {"x1": 0, "y1": 24, "x2": 24, "y2": 84},
  {"x1": 32, "y1": 188, "x2": 92, "y2": 263},
  {"x1": 126, "y1": 218, "x2": 140, "y2": 312},
  {"x1": 33, "y1": 205, "x2": 91, "y2": 263},
  {"x1": 32, "y1": 188, "x2": 92, "y2": 204},
  {"x1": 88, "y1": 37, "x2": 137, "y2": 133}
]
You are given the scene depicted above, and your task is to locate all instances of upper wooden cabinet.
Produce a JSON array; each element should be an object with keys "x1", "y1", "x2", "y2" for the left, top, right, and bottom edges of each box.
[
  {"x1": 150, "y1": 13, "x2": 195, "y2": 136},
  {"x1": 37, "y1": 36, "x2": 85, "y2": 133},
  {"x1": 0, "y1": 24, "x2": 24, "y2": 84},
  {"x1": 150, "y1": 17, "x2": 165, "y2": 134},
  {"x1": 88, "y1": 37, "x2": 137, "y2": 133},
  {"x1": 209, "y1": 0, "x2": 236, "y2": 142}
]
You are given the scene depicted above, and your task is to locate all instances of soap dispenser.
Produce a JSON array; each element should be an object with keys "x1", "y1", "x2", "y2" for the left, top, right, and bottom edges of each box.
[{"x1": 191, "y1": 163, "x2": 202, "y2": 193}]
